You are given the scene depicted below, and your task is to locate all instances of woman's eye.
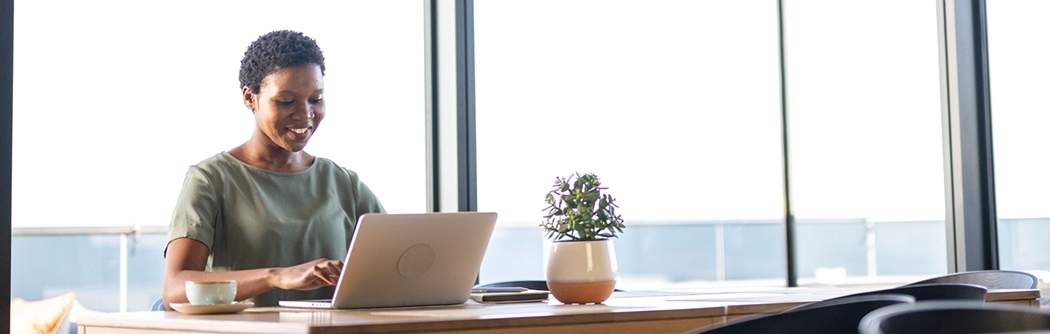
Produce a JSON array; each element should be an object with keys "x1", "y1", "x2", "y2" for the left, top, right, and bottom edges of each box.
[
  {"x1": 278, "y1": 100, "x2": 294, "y2": 106},
  {"x1": 309, "y1": 98, "x2": 323, "y2": 104}
]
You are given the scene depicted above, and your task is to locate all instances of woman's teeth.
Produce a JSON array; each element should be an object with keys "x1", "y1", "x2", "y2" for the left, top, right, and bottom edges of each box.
[{"x1": 290, "y1": 128, "x2": 307, "y2": 134}]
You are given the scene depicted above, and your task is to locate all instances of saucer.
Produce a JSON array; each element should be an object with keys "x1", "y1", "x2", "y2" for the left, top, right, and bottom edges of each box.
[{"x1": 170, "y1": 301, "x2": 254, "y2": 315}]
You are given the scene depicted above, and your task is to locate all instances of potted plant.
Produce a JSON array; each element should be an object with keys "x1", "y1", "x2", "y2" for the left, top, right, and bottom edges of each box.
[{"x1": 541, "y1": 172, "x2": 625, "y2": 304}]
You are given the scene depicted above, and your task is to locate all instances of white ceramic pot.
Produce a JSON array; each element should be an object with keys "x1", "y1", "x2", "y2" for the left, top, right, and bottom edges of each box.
[{"x1": 545, "y1": 239, "x2": 618, "y2": 304}]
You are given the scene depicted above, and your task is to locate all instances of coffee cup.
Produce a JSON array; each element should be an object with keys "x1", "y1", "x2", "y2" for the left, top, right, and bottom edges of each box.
[{"x1": 185, "y1": 280, "x2": 237, "y2": 305}]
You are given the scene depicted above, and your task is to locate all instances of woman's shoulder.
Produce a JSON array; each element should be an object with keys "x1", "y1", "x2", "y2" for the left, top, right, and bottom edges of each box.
[
  {"x1": 310, "y1": 156, "x2": 361, "y2": 180},
  {"x1": 190, "y1": 152, "x2": 241, "y2": 172},
  {"x1": 181, "y1": 152, "x2": 255, "y2": 183}
]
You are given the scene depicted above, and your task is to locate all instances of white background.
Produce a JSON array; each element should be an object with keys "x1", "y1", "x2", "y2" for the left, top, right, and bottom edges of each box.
[{"x1": 13, "y1": 0, "x2": 427, "y2": 228}]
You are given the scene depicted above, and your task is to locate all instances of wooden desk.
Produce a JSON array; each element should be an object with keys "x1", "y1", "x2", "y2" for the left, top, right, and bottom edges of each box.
[{"x1": 77, "y1": 288, "x2": 1040, "y2": 334}]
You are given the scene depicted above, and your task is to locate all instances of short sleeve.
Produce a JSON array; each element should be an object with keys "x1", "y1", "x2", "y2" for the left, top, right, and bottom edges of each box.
[
  {"x1": 347, "y1": 168, "x2": 386, "y2": 216},
  {"x1": 166, "y1": 166, "x2": 221, "y2": 256}
]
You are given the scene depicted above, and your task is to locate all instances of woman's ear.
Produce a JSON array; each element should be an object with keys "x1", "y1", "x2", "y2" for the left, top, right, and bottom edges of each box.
[{"x1": 242, "y1": 86, "x2": 256, "y2": 112}]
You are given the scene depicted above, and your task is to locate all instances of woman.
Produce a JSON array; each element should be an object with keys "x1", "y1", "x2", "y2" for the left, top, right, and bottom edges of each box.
[{"x1": 162, "y1": 30, "x2": 385, "y2": 309}]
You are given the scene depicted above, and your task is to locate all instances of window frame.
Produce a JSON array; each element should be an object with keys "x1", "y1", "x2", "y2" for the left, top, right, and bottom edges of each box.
[
  {"x1": 0, "y1": 1, "x2": 1005, "y2": 313},
  {"x1": 938, "y1": 0, "x2": 1000, "y2": 272}
]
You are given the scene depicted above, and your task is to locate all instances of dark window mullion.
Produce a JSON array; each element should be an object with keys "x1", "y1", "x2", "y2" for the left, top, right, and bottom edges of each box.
[
  {"x1": 456, "y1": 0, "x2": 477, "y2": 212},
  {"x1": 1, "y1": 0, "x2": 14, "y2": 320},
  {"x1": 948, "y1": 0, "x2": 999, "y2": 271},
  {"x1": 777, "y1": 0, "x2": 798, "y2": 288}
]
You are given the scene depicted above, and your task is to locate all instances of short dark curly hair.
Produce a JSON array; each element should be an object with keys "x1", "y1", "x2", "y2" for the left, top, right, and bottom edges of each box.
[{"x1": 239, "y1": 30, "x2": 326, "y2": 93}]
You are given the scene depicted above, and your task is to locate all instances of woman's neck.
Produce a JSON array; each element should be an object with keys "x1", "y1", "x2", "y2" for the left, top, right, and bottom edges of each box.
[{"x1": 229, "y1": 142, "x2": 313, "y2": 173}]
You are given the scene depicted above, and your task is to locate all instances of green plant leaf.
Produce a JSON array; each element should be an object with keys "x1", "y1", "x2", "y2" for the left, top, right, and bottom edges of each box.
[{"x1": 542, "y1": 172, "x2": 625, "y2": 241}]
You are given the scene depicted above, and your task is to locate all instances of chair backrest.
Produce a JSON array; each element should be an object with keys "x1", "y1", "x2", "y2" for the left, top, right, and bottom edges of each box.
[
  {"x1": 150, "y1": 298, "x2": 166, "y2": 312},
  {"x1": 787, "y1": 284, "x2": 987, "y2": 312},
  {"x1": 859, "y1": 301, "x2": 1050, "y2": 334},
  {"x1": 684, "y1": 294, "x2": 915, "y2": 334},
  {"x1": 474, "y1": 280, "x2": 549, "y2": 291},
  {"x1": 903, "y1": 270, "x2": 1038, "y2": 289}
]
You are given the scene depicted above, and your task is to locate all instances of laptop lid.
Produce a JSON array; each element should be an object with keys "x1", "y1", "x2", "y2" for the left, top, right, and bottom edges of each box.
[{"x1": 282, "y1": 212, "x2": 498, "y2": 309}]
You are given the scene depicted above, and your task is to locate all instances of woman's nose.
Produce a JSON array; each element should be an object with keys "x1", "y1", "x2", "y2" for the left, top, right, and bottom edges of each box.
[{"x1": 291, "y1": 103, "x2": 314, "y2": 120}]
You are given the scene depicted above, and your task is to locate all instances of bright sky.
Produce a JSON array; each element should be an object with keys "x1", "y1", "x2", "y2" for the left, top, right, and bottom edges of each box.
[
  {"x1": 12, "y1": 0, "x2": 425, "y2": 228},
  {"x1": 10, "y1": 0, "x2": 1047, "y2": 229},
  {"x1": 476, "y1": 1, "x2": 952, "y2": 226}
]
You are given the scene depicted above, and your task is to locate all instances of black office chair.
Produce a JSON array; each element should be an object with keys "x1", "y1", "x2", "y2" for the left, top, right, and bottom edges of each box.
[
  {"x1": 683, "y1": 294, "x2": 915, "y2": 334},
  {"x1": 786, "y1": 284, "x2": 987, "y2": 312},
  {"x1": 903, "y1": 270, "x2": 1038, "y2": 289},
  {"x1": 859, "y1": 301, "x2": 1050, "y2": 334},
  {"x1": 474, "y1": 280, "x2": 549, "y2": 291}
]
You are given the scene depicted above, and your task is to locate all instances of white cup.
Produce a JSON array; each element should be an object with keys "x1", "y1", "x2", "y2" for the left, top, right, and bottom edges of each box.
[{"x1": 185, "y1": 280, "x2": 237, "y2": 305}]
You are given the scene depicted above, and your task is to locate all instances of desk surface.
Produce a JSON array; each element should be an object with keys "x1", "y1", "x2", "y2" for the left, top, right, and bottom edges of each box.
[{"x1": 78, "y1": 287, "x2": 1041, "y2": 334}]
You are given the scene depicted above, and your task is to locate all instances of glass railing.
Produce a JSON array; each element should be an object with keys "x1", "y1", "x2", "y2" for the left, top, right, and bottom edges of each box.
[
  {"x1": 479, "y1": 219, "x2": 952, "y2": 290},
  {"x1": 12, "y1": 226, "x2": 168, "y2": 312},
  {"x1": 12, "y1": 218, "x2": 1048, "y2": 312}
]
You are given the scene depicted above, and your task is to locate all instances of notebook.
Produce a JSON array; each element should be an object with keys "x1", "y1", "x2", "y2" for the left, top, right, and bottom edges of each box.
[
  {"x1": 469, "y1": 290, "x2": 550, "y2": 303},
  {"x1": 279, "y1": 212, "x2": 498, "y2": 309}
]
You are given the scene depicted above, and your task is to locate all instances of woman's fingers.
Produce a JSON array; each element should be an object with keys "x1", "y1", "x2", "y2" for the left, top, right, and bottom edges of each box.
[
  {"x1": 312, "y1": 259, "x2": 343, "y2": 285},
  {"x1": 278, "y1": 258, "x2": 345, "y2": 290},
  {"x1": 313, "y1": 265, "x2": 336, "y2": 285}
]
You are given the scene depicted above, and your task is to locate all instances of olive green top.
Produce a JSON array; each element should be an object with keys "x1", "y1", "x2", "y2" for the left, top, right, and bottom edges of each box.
[{"x1": 167, "y1": 152, "x2": 385, "y2": 306}]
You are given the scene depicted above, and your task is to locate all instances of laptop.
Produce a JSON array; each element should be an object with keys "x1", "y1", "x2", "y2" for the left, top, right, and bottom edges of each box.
[{"x1": 279, "y1": 212, "x2": 498, "y2": 309}]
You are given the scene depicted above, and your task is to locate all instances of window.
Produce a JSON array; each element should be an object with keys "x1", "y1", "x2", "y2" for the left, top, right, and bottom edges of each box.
[
  {"x1": 13, "y1": 0, "x2": 425, "y2": 230},
  {"x1": 474, "y1": 0, "x2": 785, "y2": 288},
  {"x1": 986, "y1": 0, "x2": 1050, "y2": 273},
  {"x1": 783, "y1": 0, "x2": 947, "y2": 284},
  {"x1": 12, "y1": 0, "x2": 424, "y2": 311}
]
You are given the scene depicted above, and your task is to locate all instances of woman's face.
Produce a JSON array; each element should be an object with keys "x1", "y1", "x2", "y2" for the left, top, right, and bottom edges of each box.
[{"x1": 243, "y1": 64, "x2": 326, "y2": 153}]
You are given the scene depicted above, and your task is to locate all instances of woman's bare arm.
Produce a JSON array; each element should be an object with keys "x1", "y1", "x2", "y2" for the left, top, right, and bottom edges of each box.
[{"x1": 162, "y1": 238, "x2": 344, "y2": 310}]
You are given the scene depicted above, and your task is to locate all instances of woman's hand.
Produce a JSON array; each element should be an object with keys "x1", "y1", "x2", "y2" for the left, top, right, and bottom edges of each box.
[
  {"x1": 271, "y1": 258, "x2": 344, "y2": 291},
  {"x1": 163, "y1": 238, "x2": 344, "y2": 309}
]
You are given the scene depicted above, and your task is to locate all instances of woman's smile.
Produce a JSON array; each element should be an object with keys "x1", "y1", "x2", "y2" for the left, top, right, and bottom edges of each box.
[{"x1": 286, "y1": 126, "x2": 313, "y2": 141}]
